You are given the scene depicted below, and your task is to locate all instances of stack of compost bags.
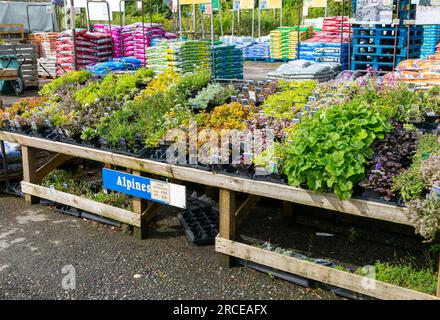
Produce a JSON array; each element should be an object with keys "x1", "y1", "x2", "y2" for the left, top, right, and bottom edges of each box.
[
  {"x1": 84, "y1": 57, "x2": 142, "y2": 76},
  {"x1": 94, "y1": 23, "x2": 177, "y2": 65},
  {"x1": 420, "y1": 25, "x2": 440, "y2": 59},
  {"x1": 146, "y1": 40, "x2": 211, "y2": 74},
  {"x1": 243, "y1": 36, "x2": 271, "y2": 60},
  {"x1": 270, "y1": 27, "x2": 311, "y2": 60},
  {"x1": 93, "y1": 24, "x2": 123, "y2": 57},
  {"x1": 270, "y1": 27, "x2": 295, "y2": 60},
  {"x1": 213, "y1": 44, "x2": 243, "y2": 79},
  {"x1": 29, "y1": 32, "x2": 58, "y2": 78},
  {"x1": 56, "y1": 30, "x2": 113, "y2": 75},
  {"x1": 299, "y1": 42, "x2": 349, "y2": 70},
  {"x1": 266, "y1": 59, "x2": 341, "y2": 82}
]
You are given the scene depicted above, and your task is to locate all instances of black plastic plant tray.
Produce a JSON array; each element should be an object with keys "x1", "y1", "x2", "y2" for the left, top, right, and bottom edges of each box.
[
  {"x1": 54, "y1": 203, "x2": 121, "y2": 227},
  {"x1": 55, "y1": 204, "x2": 82, "y2": 217},
  {"x1": 353, "y1": 190, "x2": 405, "y2": 207},
  {"x1": 236, "y1": 258, "x2": 313, "y2": 288},
  {"x1": 328, "y1": 286, "x2": 372, "y2": 300},
  {"x1": 177, "y1": 198, "x2": 219, "y2": 245},
  {"x1": 252, "y1": 174, "x2": 287, "y2": 184}
]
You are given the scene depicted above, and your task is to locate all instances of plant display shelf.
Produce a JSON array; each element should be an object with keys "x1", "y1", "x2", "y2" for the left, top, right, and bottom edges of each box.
[{"x1": 0, "y1": 131, "x2": 439, "y2": 299}]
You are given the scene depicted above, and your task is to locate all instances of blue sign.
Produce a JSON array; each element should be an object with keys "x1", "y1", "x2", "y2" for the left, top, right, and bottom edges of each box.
[{"x1": 102, "y1": 169, "x2": 186, "y2": 208}]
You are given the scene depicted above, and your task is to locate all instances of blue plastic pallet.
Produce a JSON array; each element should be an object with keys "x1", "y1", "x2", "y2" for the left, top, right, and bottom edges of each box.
[
  {"x1": 351, "y1": 57, "x2": 418, "y2": 71},
  {"x1": 352, "y1": 25, "x2": 423, "y2": 36},
  {"x1": 351, "y1": 51, "x2": 420, "y2": 64},
  {"x1": 352, "y1": 45, "x2": 421, "y2": 57}
]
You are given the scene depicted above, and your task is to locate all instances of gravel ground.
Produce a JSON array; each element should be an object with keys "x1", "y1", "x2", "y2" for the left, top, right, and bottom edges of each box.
[
  {"x1": 0, "y1": 193, "x2": 338, "y2": 300},
  {"x1": 244, "y1": 61, "x2": 281, "y2": 81}
]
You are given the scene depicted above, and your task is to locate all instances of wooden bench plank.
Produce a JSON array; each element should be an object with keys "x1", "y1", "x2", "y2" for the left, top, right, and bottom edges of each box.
[
  {"x1": 0, "y1": 131, "x2": 412, "y2": 227},
  {"x1": 21, "y1": 182, "x2": 141, "y2": 227},
  {"x1": 215, "y1": 237, "x2": 440, "y2": 300}
]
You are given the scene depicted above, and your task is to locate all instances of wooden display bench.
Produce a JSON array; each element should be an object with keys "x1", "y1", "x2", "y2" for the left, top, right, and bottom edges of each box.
[{"x1": 0, "y1": 131, "x2": 439, "y2": 299}]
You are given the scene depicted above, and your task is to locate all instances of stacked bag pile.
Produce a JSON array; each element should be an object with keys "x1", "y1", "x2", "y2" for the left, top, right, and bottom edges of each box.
[
  {"x1": 213, "y1": 44, "x2": 243, "y2": 79},
  {"x1": 266, "y1": 59, "x2": 341, "y2": 82},
  {"x1": 29, "y1": 32, "x2": 59, "y2": 78},
  {"x1": 84, "y1": 57, "x2": 142, "y2": 76},
  {"x1": 120, "y1": 24, "x2": 137, "y2": 58},
  {"x1": 420, "y1": 25, "x2": 440, "y2": 59},
  {"x1": 219, "y1": 35, "x2": 255, "y2": 50},
  {"x1": 95, "y1": 23, "x2": 177, "y2": 65},
  {"x1": 390, "y1": 44, "x2": 440, "y2": 86},
  {"x1": 132, "y1": 23, "x2": 166, "y2": 65},
  {"x1": 243, "y1": 36, "x2": 270, "y2": 60},
  {"x1": 56, "y1": 30, "x2": 112, "y2": 75},
  {"x1": 146, "y1": 40, "x2": 211, "y2": 74},
  {"x1": 93, "y1": 24, "x2": 123, "y2": 57},
  {"x1": 320, "y1": 16, "x2": 352, "y2": 39},
  {"x1": 288, "y1": 27, "x2": 312, "y2": 59},
  {"x1": 299, "y1": 42, "x2": 349, "y2": 69},
  {"x1": 270, "y1": 27, "x2": 295, "y2": 60},
  {"x1": 300, "y1": 16, "x2": 352, "y2": 69},
  {"x1": 270, "y1": 26, "x2": 312, "y2": 60}
]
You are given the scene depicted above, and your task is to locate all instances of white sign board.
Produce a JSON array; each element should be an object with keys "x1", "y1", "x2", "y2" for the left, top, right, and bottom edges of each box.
[
  {"x1": 415, "y1": 0, "x2": 440, "y2": 25},
  {"x1": 73, "y1": 0, "x2": 124, "y2": 13},
  {"x1": 88, "y1": 2, "x2": 112, "y2": 20},
  {"x1": 355, "y1": 0, "x2": 393, "y2": 24}
]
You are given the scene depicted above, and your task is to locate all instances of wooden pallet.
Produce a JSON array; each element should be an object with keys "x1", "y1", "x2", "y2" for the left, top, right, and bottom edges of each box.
[
  {"x1": 215, "y1": 237, "x2": 440, "y2": 300},
  {"x1": 0, "y1": 44, "x2": 38, "y2": 88},
  {"x1": 0, "y1": 24, "x2": 25, "y2": 43}
]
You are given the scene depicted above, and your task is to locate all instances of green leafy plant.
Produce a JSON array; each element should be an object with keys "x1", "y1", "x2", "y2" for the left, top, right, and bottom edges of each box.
[
  {"x1": 392, "y1": 134, "x2": 440, "y2": 202},
  {"x1": 391, "y1": 168, "x2": 425, "y2": 202},
  {"x1": 172, "y1": 68, "x2": 212, "y2": 98},
  {"x1": 357, "y1": 261, "x2": 438, "y2": 295},
  {"x1": 262, "y1": 81, "x2": 316, "y2": 119},
  {"x1": 41, "y1": 170, "x2": 74, "y2": 190},
  {"x1": 39, "y1": 70, "x2": 92, "y2": 96},
  {"x1": 283, "y1": 100, "x2": 391, "y2": 200},
  {"x1": 81, "y1": 127, "x2": 98, "y2": 142},
  {"x1": 188, "y1": 83, "x2": 237, "y2": 110},
  {"x1": 202, "y1": 102, "x2": 251, "y2": 131},
  {"x1": 41, "y1": 170, "x2": 131, "y2": 210}
]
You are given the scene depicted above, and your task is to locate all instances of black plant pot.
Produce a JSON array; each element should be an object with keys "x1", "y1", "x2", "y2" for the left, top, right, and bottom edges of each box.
[{"x1": 424, "y1": 115, "x2": 440, "y2": 124}]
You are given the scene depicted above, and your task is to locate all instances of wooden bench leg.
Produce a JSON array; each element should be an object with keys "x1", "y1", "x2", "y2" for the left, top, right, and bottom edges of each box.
[
  {"x1": 22, "y1": 146, "x2": 39, "y2": 204},
  {"x1": 132, "y1": 169, "x2": 149, "y2": 239},
  {"x1": 218, "y1": 188, "x2": 236, "y2": 268},
  {"x1": 131, "y1": 170, "x2": 161, "y2": 240}
]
